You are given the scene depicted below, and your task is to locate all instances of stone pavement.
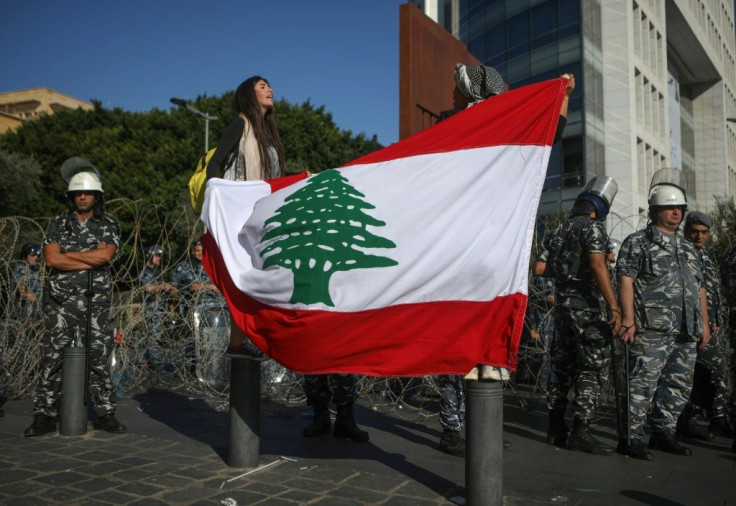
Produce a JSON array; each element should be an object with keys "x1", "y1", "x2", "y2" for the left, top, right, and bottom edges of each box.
[{"x1": 0, "y1": 387, "x2": 734, "y2": 505}]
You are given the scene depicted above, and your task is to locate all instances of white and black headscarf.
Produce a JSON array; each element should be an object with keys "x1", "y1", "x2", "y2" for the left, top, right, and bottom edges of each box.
[{"x1": 454, "y1": 63, "x2": 507, "y2": 102}]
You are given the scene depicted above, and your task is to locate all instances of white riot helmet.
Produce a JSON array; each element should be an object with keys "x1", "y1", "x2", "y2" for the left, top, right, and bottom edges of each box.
[
  {"x1": 648, "y1": 168, "x2": 687, "y2": 208},
  {"x1": 67, "y1": 171, "x2": 103, "y2": 193}
]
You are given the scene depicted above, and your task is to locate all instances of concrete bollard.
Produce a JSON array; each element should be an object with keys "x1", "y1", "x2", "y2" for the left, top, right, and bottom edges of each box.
[
  {"x1": 465, "y1": 379, "x2": 503, "y2": 505},
  {"x1": 59, "y1": 345, "x2": 87, "y2": 436},
  {"x1": 227, "y1": 357, "x2": 261, "y2": 467}
]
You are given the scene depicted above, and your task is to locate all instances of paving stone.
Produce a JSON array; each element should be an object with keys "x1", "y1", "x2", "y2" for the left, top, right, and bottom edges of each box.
[
  {"x1": 4, "y1": 496, "x2": 53, "y2": 506},
  {"x1": 212, "y1": 489, "x2": 270, "y2": 504},
  {"x1": 239, "y1": 481, "x2": 289, "y2": 496},
  {"x1": 284, "y1": 476, "x2": 337, "y2": 493},
  {"x1": 301, "y1": 465, "x2": 360, "y2": 483},
  {"x1": 395, "y1": 480, "x2": 451, "y2": 500},
  {"x1": 115, "y1": 481, "x2": 166, "y2": 497},
  {"x1": 26, "y1": 457, "x2": 84, "y2": 472},
  {"x1": 87, "y1": 489, "x2": 139, "y2": 503},
  {"x1": 40, "y1": 487, "x2": 82, "y2": 503},
  {"x1": 309, "y1": 496, "x2": 364, "y2": 506},
  {"x1": 33, "y1": 471, "x2": 89, "y2": 486},
  {"x1": 75, "y1": 461, "x2": 132, "y2": 476},
  {"x1": 68, "y1": 477, "x2": 124, "y2": 493},
  {"x1": 166, "y1": 443, "x2": 215, "y2": 458},
  {"x1": 142, "y1": 474, "x2": 194, "y2": 488},
  {"x1": 276, "y1": 489, "x2": 322, "y2": 503},
  {"x1": 117, "y1": 456, "x2": 156, "y2": 467},
  {"x1": 111, "y1": 467, "x2": 158, "y2": 481},
  {"x1": 327, "y1": 485, "x2": 391, "y2": 503},
  {"x1": 128, "y1": 499, "x2": 169, "y2": 506},
  {"x1": 0, "y1": 480, "x2": 49, "y2": 497},
  {"x1": 384, "y1": 496, "x2": 448, "y2": 505},
  {"x1": 161, "y1": 486, "x2": 217, "y2": 503},
  {"x1": 171, "y1": 466, "x2": 219, "y2": 480},
  {"x1": 344, "y1": 471, "x2": 409, "y2": 493},
  {"x1": 0, "y1": 469, "x2": 39, "y2": 484},
  {"x1": 73, "y1": 450, "x2": 120, "y2": 462}
]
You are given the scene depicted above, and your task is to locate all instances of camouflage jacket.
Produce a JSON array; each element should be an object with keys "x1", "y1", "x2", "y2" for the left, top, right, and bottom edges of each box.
[
  {"x1": 544, "y1": 215, "x2": 609, "y2": 311},
  {"x1": 698, "y1": 248, "x2": 727, "y2": 329},
  {"x1": 139, "y1": 265, "x2": 168, "y2": 310},
  {"x1": 43, "y1": 213, "x2": 119, "y2": 303},
  {"x1": 616, "y1": 224, "x2": 704, "y2": 338},
  {"x1": 11, "y1": 261, "x2": 42, "y2": 299},
  {"x1": 172, "y1": 259, "x2": 219, "y2": 305}
]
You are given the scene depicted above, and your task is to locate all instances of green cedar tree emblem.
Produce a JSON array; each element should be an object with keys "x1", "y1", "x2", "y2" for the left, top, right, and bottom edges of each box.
[{"x1": 259, "y1": 169, "x2": 398, "y2": 306}]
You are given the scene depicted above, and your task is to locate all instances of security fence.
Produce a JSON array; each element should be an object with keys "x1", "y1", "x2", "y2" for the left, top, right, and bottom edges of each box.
[{"x1": 2, "y1": 203, "x2": 733, "y2": 422}]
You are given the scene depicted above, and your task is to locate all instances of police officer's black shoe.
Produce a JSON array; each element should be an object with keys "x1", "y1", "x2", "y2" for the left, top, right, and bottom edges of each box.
[
  {"x1": 439, "y1": 430, "x2": 465, "y2": 457},
  {"x1": 676, "y1": 420, "x2": 714, "y2": 441},
  {"x1": 708, "y1": 416, "x2": 734, "y2": 438},
  {"x1": 303, "y1": 410, "x2": 332, "y2": 437},
  {"x1": 93, "y1": 414, "x2": 127, "y2": 433},
  {"x1": 649, "y1": 431, "x2": 692, "y2": 456},
  {"x1": 547, "y1": 407, "x2": 569, "y2": 446},
  {"x1": 618, "y1": 439, "x2": 653, "y2": 460},
  {"x1": 24, "y1": 414, "x2": 56, "y2": 437},
  {"x1": 567, "y1": 419, "x2": 614, "y2": 455},
  {"x1": 333, "y1": 403, "x2": 369, "y2": 442}
]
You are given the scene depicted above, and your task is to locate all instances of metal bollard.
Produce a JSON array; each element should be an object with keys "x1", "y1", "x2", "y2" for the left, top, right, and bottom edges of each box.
[
  {"x1": 227, "y1": 357, "x2": 261, "y2": 467},
  {"x1": 465, "y1": 379, "x2": 503, "y2": 506},
  {"x1": 59, "y1": 345, "x2": 87, "y2": 436}
]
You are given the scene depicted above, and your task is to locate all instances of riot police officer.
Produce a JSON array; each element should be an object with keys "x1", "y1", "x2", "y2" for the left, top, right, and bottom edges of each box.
[
  {"x1": 25, "y1": 158, "x2": 126, "y2": 436},
  {"x1": 11, "y1": 242, "x2": 43, "y2": 318},
  {"x1": 543, "y1": 176, "x2": 621, "y2": 455},
  {"x1": 617, "y1": 168, "x2": 709, "y2": 459},
  {"x1": 139, "y1": 245, "x2": 177, "y2": 366}
]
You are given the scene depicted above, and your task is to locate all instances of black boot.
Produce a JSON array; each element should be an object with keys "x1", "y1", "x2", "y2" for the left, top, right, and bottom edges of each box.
[
  {"x1": 333, "y1": 403, "x2": 369, "y2": 442},
  {"x1": 617, "y1": 438, "x2": 653, "y2": 460},
  {"x1": 24, "y1": 414, "x2": 56, "y2": 437},
  {"x1": 677, "y1": 404, "x2": 713, "y2": 441},
  {"x1": 566, "y1": 418, "x2": 614, "y2": 455},
  {"x1": 547, "y1": 405, "x2": 569, "y2": 446},
  {"x1": 649, "y1": 431, "x2": 692, "y2": 456},
  {"x1": 439, "y1": 429, "x2": 465, "y2": 457},
  {"x1": 708, "y1": 416, "x2": 734, "y2": 438},
  {"x1": 303, "y1": 400, "x2": 332, "y2": 437},
  {"x1": 93, "y1": 413, "x2": 127, "y2": 433}
]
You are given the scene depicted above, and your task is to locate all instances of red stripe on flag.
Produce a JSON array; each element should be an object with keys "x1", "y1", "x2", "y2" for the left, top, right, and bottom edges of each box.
[
  {"x1": 344, "y1": 77, "x2": 568, "y2": 167},
  {"x1": 202, "y1": 232, "x2": 526, "y2": 376},
  {"x1": 265, "y1": 171, "x2": 309, "y2": 192}
]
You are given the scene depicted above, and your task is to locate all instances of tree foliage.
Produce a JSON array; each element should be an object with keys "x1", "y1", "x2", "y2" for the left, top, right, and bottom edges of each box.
[{"x1": 0, "y1": 91, "x2": 383, "y2": 254}]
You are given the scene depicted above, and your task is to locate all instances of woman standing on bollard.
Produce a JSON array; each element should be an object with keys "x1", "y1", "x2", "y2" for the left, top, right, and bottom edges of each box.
[{"x1": 204, "y1": 75, "x2": 286, "y2": 359}]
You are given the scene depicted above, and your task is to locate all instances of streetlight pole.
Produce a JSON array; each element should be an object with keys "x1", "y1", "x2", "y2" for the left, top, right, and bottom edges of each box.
[{"x1": 170, "y1": 97, "x2": 218, "y2": 153}]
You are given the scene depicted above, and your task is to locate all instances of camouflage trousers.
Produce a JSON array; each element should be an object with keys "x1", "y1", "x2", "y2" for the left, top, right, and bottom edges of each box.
[
  {"x1": 142, "y1": 305, "x2": 166, "y2": 365},
  {"x1": 304, "y1": 374, "x2": 357, "y2": 407},
  {"x1": 686, "y1": 328, "x2": 732, "y2": 418},
  {"x1": 438, "y1": 375, "x2": 465, "y2": 432},
  {"x1": 628, "y1": 332, "x2": 696, "y2": 438},
  {"x1": 547, "y1": 306, "x2": 612, "y2": 422},
  {"x1": 33, "y1": 294, "x2": 117, "y2": 418}
]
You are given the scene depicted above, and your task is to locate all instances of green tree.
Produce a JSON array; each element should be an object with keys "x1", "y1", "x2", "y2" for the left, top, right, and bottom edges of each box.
[
  {"x1": 0, "y1": 149, "x2": 44, "y2": 217},
  {"x1": 260, "y1": 169, "x2": 397, "y2": 306}
]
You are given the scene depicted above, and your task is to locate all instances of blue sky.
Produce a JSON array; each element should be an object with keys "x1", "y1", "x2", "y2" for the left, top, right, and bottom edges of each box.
[{"x1": 1, "y1": 1, "x2": 405, "y2": 146}]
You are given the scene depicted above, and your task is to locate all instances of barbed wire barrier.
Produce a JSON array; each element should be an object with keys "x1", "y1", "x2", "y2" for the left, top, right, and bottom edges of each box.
[{"x1": 1, "y1": 202, "x2": 733, "y2": 423}]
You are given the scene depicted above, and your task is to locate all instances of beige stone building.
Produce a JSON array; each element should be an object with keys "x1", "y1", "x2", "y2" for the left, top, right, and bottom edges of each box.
[{"x1": 0, "y1": 88, "x2": 93, "y2": 134}]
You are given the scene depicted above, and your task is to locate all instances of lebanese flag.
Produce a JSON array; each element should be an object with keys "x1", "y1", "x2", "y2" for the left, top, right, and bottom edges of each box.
[{"x1": 201, "y1": 77, "x2": 567, "y2": 376}]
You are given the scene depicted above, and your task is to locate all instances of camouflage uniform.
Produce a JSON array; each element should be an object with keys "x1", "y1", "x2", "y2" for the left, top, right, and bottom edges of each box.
[
  {"x1": 685, "y1": 248, "x2": 731, "y2": 419},
  {"x1": 438, "y1": 375, "x2": 465, "y2": 432},
  {"x1": 10, "y1": 261, "x2": 43, "y2": 318},
  {"x1": 139, "y1": 265, "x2": 169, "y2": 364},
  {"x1": 304, "y1": 374, "x2": 358, "y2": 408},
  {"x1": 33, "y1": 213, "x2": 119, "y2": 418},
  {"x1": 172, "y1": 258, "x2": 220, "y2": 310},
  {"x1": 545, "y1": 215, "x2": 612, "y2": 423},
  {"x1": 616, "y1": 224, "x2": 704, "y2": 439}
]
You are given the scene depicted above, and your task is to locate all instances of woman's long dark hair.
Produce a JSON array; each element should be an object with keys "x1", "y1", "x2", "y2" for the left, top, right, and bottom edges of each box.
[{"x1": 232, "y1": 76, "x2": 285, "y2": 178}]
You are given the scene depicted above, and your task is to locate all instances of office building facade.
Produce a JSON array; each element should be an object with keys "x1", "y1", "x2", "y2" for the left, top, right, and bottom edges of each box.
[{"x1": 410, "y1": 0, "x2": 736, "y2": 235}]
